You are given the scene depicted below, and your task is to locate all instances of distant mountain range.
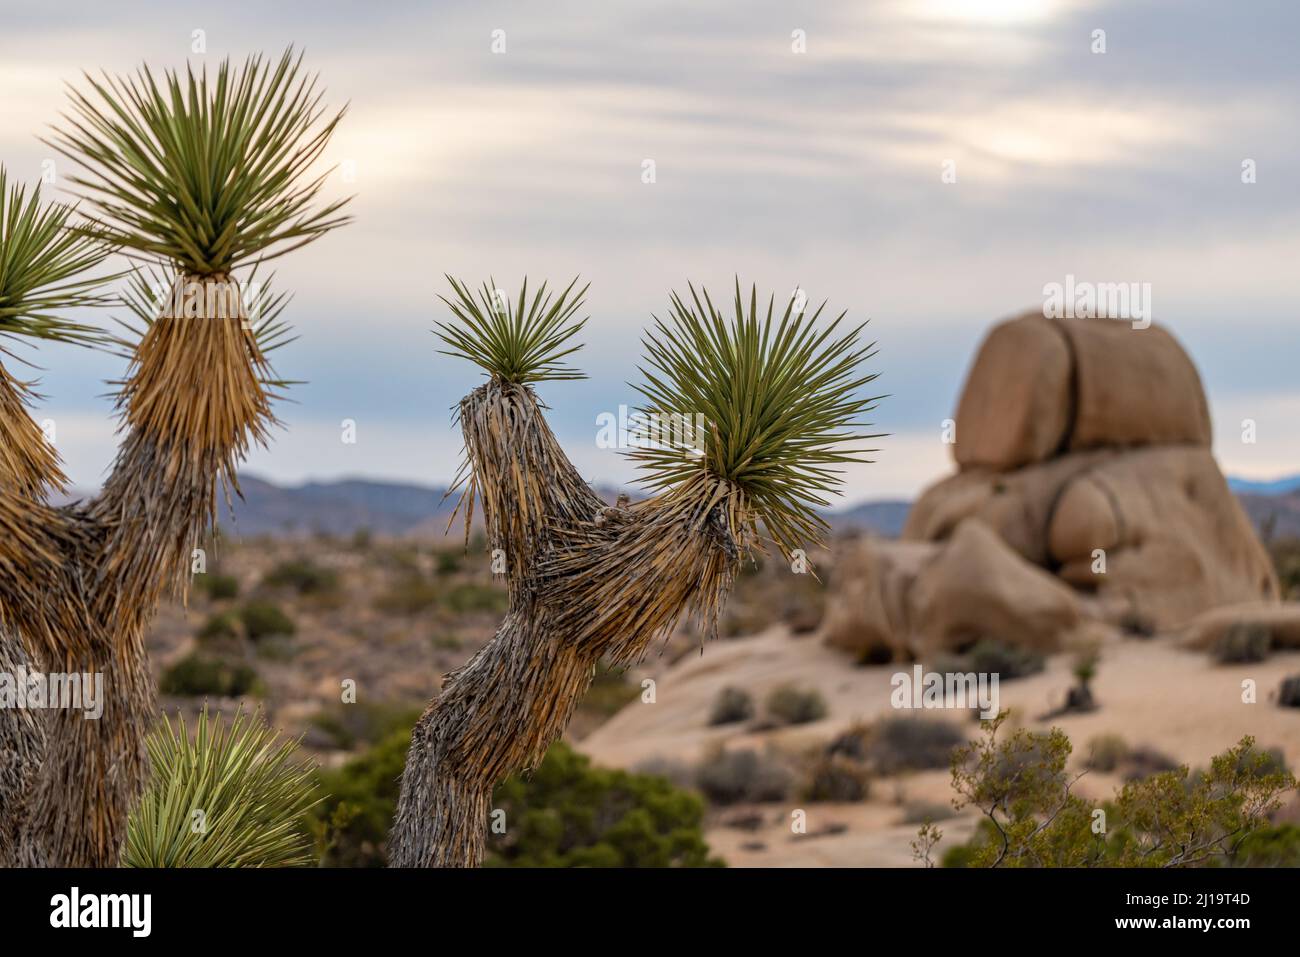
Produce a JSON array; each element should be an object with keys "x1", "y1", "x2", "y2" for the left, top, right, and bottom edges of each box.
[
  {"x1": 215, "y1": 476, "x2": 914, "y2": 539},
  {"x1": 1228, "y1": 474, "x2": 1300, "y2": 496},
  {"x1": 46, "y1": 472, "x2": 1300, "y2": 541}
]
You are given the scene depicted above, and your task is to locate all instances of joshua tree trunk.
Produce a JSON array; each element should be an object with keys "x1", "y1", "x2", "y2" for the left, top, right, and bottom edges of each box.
[
  {"x1": 0, "y1": 280, "x2": 272, "y2": 866},
  {"x1": 390, "y1": 380, "x2": 742, "y2": 867}
]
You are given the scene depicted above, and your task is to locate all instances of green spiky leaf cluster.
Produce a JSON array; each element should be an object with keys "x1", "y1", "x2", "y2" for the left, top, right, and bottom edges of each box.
[
  {"x1": 124, "y1": 708, "x2": 319, "y2": 868},
  {"x1": 46, "y1": 48, "x2": 351, "y2": 276},
  {"x1": 633, "y1": 282, "x2": 882, "y2": 554},
  {"x1": 435, "y1": 276, "x2": 588, "y2": 384},
  {"x1": 0, "y1": 166, "x2": 114, "y2": 347}
]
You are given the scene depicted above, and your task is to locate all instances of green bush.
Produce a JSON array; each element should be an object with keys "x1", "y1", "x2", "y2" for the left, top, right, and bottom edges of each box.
[
  {"x1": 196, "y1": 573, "x2": 240, "y2": 601},
  {"x1": 310, "y1": 732, "x2": 721, "y2": 867},
  {"x1": 708, "y1": 686, "x2": 755, "y2": 726},
  {"x1": 198, "y1": 611, "x2": 240, "y2": 641},
  {"x1": 240, "y1": 601, "x2": 296, "y2": 640},
  {"x1": 579, "y1": 663, "x2": 640, "y2": 720},
  {"x1": 444, "y1": 582, "x2": 508, "y2": 615},
  {"x1": 765, "y1": 685, "x2": 828, "y2": 725},
  {"x1": 263, "y1": 558, "x2": 338, "y2": 595},
  {"x1": 311, "y1": 727, "x2": 411, "y2": 867},
  {"x1": 488, "y1": 742, "x2": 722, "y2": 867},
  {"x1": 159, "y1": 653, "x2": 259, "y2": 697},
  {"x1": 374, "y1": 576, "x2": 439, "y2": 615},
  {"x1": 929, "y1": 715, "x2": 1297, "y2": 868},
  {"x1": 435, "y1": 550, "x2": 463, "y2": 575}
]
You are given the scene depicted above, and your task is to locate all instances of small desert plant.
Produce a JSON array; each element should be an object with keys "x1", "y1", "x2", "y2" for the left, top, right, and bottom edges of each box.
[
  {"x1": 1212, "y1": 622, "x2": 1272, "y2": 664},
  {"x1": 1279, "y1": 675, "x2": 1300, "y2": 709},
  {"x1": 1083, "y1": 733, "x2": 1130, "y2": 773},
  {"x1": 443, "y1": 582, "x2": 507, "y2": 615},
  {"x1": 709, "y1": 686, "x2": 755, "y2": 726},
  {"x1": 970, "y1": 638, "x2": 1045, "y2": 680},
  {"x1": 374, "y1": 576, "x2": 440, "y2": 615},
  {"x1": 800, "y1": 756, "x2": 870, "y2": 802},
  {"x1": 197, "y1": 611, "x2": 241, "y2": 641},
  {"x1": 159, "y1": 653, "x2": 259, "y2": 697},
  {"x1": 694, "y1": 747, "x2": 793, "y2": 805},
  {"x1": 932, "y1": 713, "x2": 1297, "y2": 868},
  {"x1": 765, "y1": 685, "x2": 828, "y2": 725},
  {"x1": 866, "y1": 716, "x2": 966, "y2": 774},
  {"x1": 263, "y1": 558, "x2": 338, "y2": 595},
  {"x1": 124, "y1": 709, "x2": 318, "y2": 867},
  {"x1": 239, "y1": 601, "x2": 296, "y2": 640},
  {"x1": 196, "y1": 572, "x2": 240, "y2": 601},
  {"x1": 488, "y1": 742, "x2": 721, "y2": 867}
]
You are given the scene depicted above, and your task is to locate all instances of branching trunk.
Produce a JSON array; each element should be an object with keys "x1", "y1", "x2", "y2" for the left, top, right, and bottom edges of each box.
[
  {"x1": 0, "y1": 276, "x2": 273, "y2": 866},
  {"x1": 390, "y1": 381, "x2": 742, "y2": 867}
]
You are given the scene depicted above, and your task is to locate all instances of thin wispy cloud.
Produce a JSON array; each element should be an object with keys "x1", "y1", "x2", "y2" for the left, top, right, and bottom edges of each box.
[{"x1": 2, "y1": 0, "x2": 1296, "y2": 498}]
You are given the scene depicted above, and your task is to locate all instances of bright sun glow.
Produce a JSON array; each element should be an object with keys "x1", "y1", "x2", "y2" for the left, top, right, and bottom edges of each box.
[{"x1": 915, "y1": 0, "x2": 1065, "y2": 24}]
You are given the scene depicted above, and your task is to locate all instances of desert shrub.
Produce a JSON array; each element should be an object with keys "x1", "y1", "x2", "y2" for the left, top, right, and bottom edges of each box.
[
  {"x1": 374, "y1": 576, "x2": 439, "y2": 615},
  {"x1": 1267, "y1": 538, "x2": 1300, "y2": 600},
  {"x1": 901, "y1": 800, "x2": 955, "y2": 825},
  {"x1": 694, "y1": 747, "x2": 792, "y2": 805},
  {"x1": 1211, "y1": 623, "x2": 1271, "y2": 664},
  {"x1": 196, "y1": 572, "x2": 240, "y2": 601},
  {"x1": 430, "y1": 633, "x2": 463, "y2": 651},
  {"x1": 444, "y1": 582, "x2": 507, "y2": 614},
  {"x1": 350, "y1": 527, "x2": 372, "y2": 550},
  {"x1": 801, "y1": 756, "x2": 870, "y2": 802},
  {"x1": 929, "y1": 714, "x2": 1297, "y2": 868},
  {"x1": 125, "y1": 709, "x2": 318, "y2": 868},
  {"x1": 197, "y1": 611, "x2": 240, "y2": 641},
  {"x1": 1120, "y1": 745, "x2": 1180, "y2": 782},
  {"x1": 826, "y1": 723, "x2": 870, "y2": 761},
  {"x1": 487, "y1": 742, "x2": 721, "y2": 867},
  {"x1": 239, "y1": 600, "x2": 296, "y2": 640},
  {"x1": 159, "y1": 653, "x2": 259, "y2": 697},
  {"x1": 312, "y1": 732, "x2": 719, "y2": 867},
  {"x1": 579, "y1": 663, "x2": 640, "y2": 720},
  {"x1": 311, "y1": 727, "x2": 411, "y2": 867},
  {"x1": 435, "y1": 550, "x2": 462, "y2": 575},
  {"x1": 866, "y1": 716, "x2": 966, "y2": 774},
  {"x1": 1278, "y1": 675, "x2": 1300, "y2": 708},
  {"x1": 308, "y1": 702, "x2": 422, "y2": 752},
  {"x1": 263, "y1": 558, "x2": 338, "y2": 595},
  {"x1": 765, "y1": 685, "x2": 828, "y2": 725},
  {"x1": 1083, "y1": 733, "x2": 1129, "y2": 773},
  {"x1": 1231, "y1": 823, "x2": 1300, "y2": 867},
  {"x1": 932, "y1": 639, "x2": 1044, "y2": 683},
  {"x1": 1118, "y1": 609, "x2": 1156, "y2": 639},
  {"x1": 709, "y1": 686, "x2": 755, "y2": 726}
]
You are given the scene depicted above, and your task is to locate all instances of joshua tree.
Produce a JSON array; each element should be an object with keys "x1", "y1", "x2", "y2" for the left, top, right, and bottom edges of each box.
[
  {"x1": 390, "y1": 279, "x2": 880, "y2": 866},
  {"x1": 0, "y1": 49, "x2": 349, "y2": 866},
  {"x1": 0, "y1": 165, "x2": 117, "y2": 865}
]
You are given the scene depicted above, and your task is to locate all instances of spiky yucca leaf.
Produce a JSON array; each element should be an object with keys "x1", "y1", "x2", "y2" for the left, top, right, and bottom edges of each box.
[
  {"x1": 0, "y1": 165, "x2": 113, "y2": 347},
  {"x1": 631, "y1": 282, "x2": 882, "y2": 557},
  {"x1": 46, "y1": 48, "x2": 351, "y2": 275},
  {"x1": 436, "y1": 276, "x2": 588, "y2": 383},
  {"x1": 124, "y1": 708, "x2": 319, "y2": 868}
]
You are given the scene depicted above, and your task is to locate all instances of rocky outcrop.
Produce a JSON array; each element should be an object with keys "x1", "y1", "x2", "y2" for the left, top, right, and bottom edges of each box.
[{"x1": 824, "y1": 310, "x2": 1279, "y2": 658}]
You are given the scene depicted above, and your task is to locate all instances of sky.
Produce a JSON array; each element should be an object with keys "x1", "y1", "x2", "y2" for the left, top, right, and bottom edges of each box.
[{"x1": 1, "y1": 0, "x2": 1297, "y2": 505}]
